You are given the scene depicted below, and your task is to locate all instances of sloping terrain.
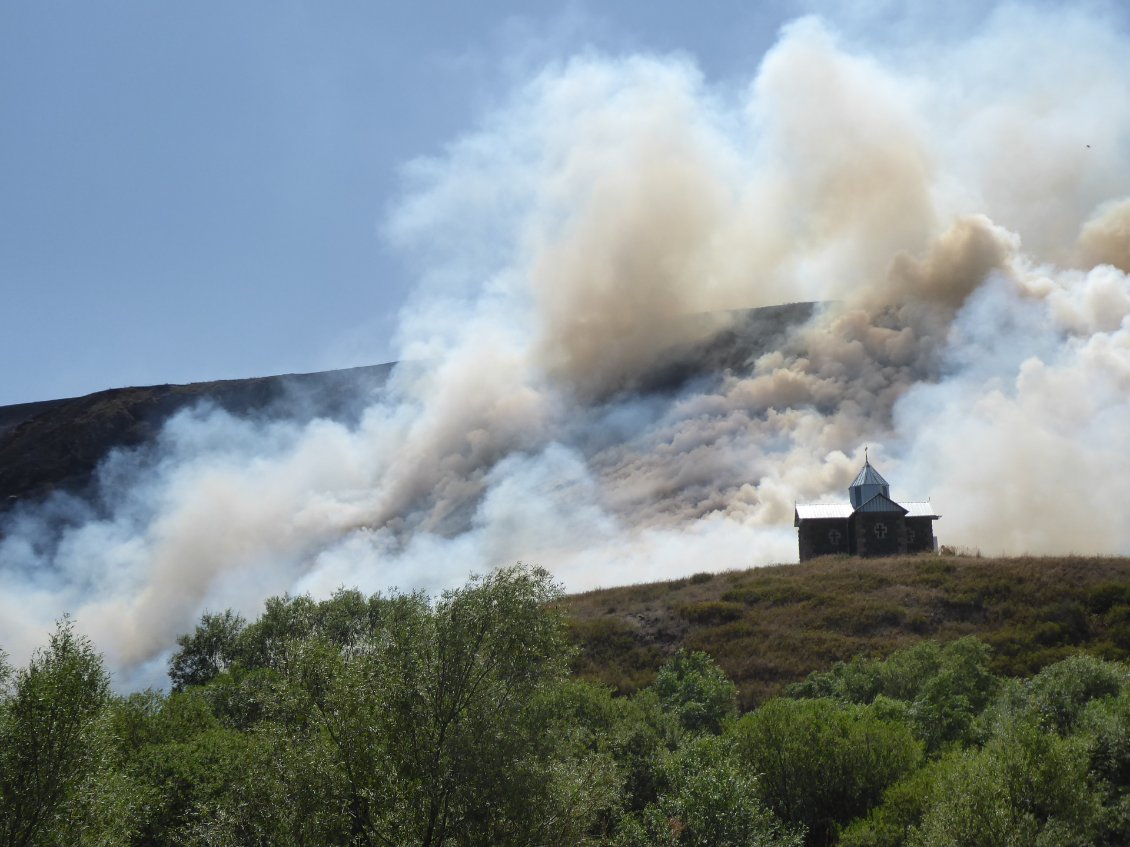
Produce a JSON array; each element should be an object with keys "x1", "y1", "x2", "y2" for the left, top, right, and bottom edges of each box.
[
  {"x1": 0, "y1": 302, "x2": 818, "y2": 512},
  {"x1": 564, "y1": 554, "x2": 1130, "y2": 708},
  {"x1": 0, "y1": 364, "x2": 395, "y2": 509}
]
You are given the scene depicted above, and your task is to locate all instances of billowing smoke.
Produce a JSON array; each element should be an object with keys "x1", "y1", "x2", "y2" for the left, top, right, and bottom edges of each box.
[{"x1": 3, "y1": 5, "x2": 1130, "y2": 688}]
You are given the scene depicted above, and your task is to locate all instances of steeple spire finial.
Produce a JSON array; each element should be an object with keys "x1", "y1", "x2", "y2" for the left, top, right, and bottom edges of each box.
[{"x1": 849, "y1": 448, "x2": 889, "y2": 507}]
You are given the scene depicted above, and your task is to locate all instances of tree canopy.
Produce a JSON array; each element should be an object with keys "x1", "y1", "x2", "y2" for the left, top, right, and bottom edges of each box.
[{"x1": 5, "y1": 564, "x2": 1130, "y2": 847}]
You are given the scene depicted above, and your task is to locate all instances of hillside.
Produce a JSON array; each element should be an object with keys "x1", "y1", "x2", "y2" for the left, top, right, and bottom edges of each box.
[
  {"x1": 0, "y1": 364, "x2": 395, "y2": 509},
  {"x1": 564, "y1": 553, "x2": 1130, "y2": 708},
  {"x1": 0, "y1": 302, "x2": 816, "y2": 512}
]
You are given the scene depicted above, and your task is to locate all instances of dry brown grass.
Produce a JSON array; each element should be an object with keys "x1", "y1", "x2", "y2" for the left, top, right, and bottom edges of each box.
[{"x1": 562, "y1": 555, "x2": 1130, "y2": 709}]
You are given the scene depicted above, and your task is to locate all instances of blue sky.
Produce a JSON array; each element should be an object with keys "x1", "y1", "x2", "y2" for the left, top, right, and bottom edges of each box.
[
  {"x1": 0, "y1": 1, "x2": 808, "y2": 406},
  {"x1": 1, "y1": 1, "x2": 1110, "y2": 407}
]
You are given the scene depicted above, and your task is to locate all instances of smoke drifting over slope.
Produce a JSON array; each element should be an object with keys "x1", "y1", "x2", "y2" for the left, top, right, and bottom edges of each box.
[{"x1": 4, "y1": 5, "x2": 1130, "y2": 687}]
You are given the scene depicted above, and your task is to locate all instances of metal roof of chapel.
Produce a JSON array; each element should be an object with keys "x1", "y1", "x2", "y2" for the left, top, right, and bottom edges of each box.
[
  {"x1": 794, "y1": 454, "x2": 940, "y2": 525},
  {"x1": 850, "y1": 460, "x2": 889, "y2": 489},
  {"x1": 793, "y1": 500, "x2": 939, "y2": 523},
  {"x1": 855, "y1": 492, "x2": 907, "y2": 513}
]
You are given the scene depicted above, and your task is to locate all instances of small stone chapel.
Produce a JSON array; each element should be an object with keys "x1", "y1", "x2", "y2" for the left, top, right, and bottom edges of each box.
[{"x1": 793, "y1": 456, "x2": 939, "y2": 561}]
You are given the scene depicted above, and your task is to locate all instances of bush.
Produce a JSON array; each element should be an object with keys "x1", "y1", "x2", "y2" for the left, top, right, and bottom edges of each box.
[
  {"x1": 1025, "y1": 654, "x2": 1129, "y2": 733},
  {"x1": 737, "y1": 698, "x2": 922, "y2": 847},
  {"x1": 0, "y1": 619, "x2": 129, "y2": 846},
  {"x1": 617, "y1": 735, "x2": 803, "y2": 847},
  {"x1": 910, "y1": 716, "x2": 1102, "y2": 847},
  {"x1": 677, "y1": 601, "x2": 745, "y2": 625},
  {"x1": 838, "y1": 763, "x2": 939, "y2": 847},
  {"x1": 817, "y1": 601, "x2": 905, "y2": 635},
  {"x1": 1087, "y1": 582, "x2": 1130, "y2": 614},
  {"x1": 789, "y1": 638, "x2": 998, "y2": 750},
  {"x1": 652, "y1": 649, "x2": 738, "y2": 736},
  {"x1": 721, "y1": 587, "x2": 761, "y2": 604}
]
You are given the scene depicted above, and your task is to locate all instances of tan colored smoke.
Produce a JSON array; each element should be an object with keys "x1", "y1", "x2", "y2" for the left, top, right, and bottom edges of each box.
[
  {"x1": 1077, "y1": 199, "x2": 1130, "y2": 273},
  {"x1": 3, "y1": 5, "x2": 1130, "y2": 685}
]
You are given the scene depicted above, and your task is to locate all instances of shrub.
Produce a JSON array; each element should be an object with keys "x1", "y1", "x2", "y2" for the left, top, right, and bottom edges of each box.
[
  {"x1": 1087, "y1": 582, "x2": 1130, "y2": 614},
  {"x1": 910, "y1": 716, "x2": 1102, "y2": 847},
  {"x1": 652, "y1": 649, "x2": 738, "y2": 736},
  {"x1": 677, "y1": 601, "x2": 745, "y2": 625},
  {"x1": 838, "y1": 763, "x2": 939, "y2": 847},
  {"x1": 1026, "y1": 653, "x2": 1129, "y2": 733},
  {"x1": 737, "y1": 698, "x2": 922, "y2": 847},
  {"x1": 817, "y1": 601, "x2": 905, "y2": 635},
  {"x1": 617, "y1": 736, "x2": 803, "y2": 847},
  {"x1": 721, "y1": 587, "x2": 761, "y2": 604},
  {"x1": 789, "y1": 638, "x2": 998, "y2": 751}
]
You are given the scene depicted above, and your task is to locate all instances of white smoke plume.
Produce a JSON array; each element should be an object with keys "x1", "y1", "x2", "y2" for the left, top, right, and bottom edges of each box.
[{"x1": 3, "y1": 4, "x2": 1130, "y2": 688}]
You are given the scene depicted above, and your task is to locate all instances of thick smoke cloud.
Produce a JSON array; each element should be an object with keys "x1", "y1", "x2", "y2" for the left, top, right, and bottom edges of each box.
[{"x1": 3, "y1": 4, "x2": 1130, "y2": 687}]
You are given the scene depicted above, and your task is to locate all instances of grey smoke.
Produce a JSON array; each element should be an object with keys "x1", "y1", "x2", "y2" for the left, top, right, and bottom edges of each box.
[{"x1": 2, "y1": 4, "x2": 1130, "y2": 688}]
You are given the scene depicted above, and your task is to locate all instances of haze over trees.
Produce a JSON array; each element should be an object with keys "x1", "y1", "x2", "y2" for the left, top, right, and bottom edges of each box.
[{"x1": 5, "y1": 563, "x2": 1130, "y2": 846}]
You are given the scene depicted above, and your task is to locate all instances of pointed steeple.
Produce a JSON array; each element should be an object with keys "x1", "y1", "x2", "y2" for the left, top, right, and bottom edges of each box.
[{"x1": 849, "y1": 453, "x2": 890, "y2": 509}]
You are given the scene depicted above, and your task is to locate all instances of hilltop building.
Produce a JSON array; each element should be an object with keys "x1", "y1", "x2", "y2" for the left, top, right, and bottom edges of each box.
[{"x1": 794, "y1": 457, "x2": 939, "y2": 561}]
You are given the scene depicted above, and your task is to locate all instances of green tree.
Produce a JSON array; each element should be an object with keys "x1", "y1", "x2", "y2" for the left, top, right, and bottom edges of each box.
[
  {"x1": 652, "y1": 649, "x2": 738, "y2": 736},
  {"x1": 1079, "y1": 686, "x2": 1130, "y2": 844},
  {"x1": 737, "y1": 697, "x2": 922, "y2": 847},
  {"x1": 330, "y1": 564, "x2": 579, "y2": 846},
  {"x1": 838, "y1": 760, "x2": 944, "y2": 847},
  {"x1": 168, "y1": 609, "x2": 246, "y2": 691},
  {"x1": 109, "y1": 688, "x2": 276, "y2": 845},
  {"x1": 791, "y1": 638, "x2": 999, "y2": 751},
  {"x1": 618, "y1": 735, "x2": 803, "y2": 847},
  {"x1": 910, "y1": 716, "x2": 1102, "y2": 847},
  {"x1": 192, "y1": 564, "x2": 606, "y2": 847},
  {"x1": 0, "y1": 618, "x2": 129, "y2": 847},
  {"x1": 1025, "y1": 654, "x2": 1129, "y2": 734}
]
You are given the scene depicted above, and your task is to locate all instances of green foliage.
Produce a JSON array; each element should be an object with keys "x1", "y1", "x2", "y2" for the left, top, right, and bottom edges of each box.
[
  {"x1": 16, "y1": 560, "x2": 1130, "y2": 846},
  {"x1": 168, "y1": 609, "x2": 246, "y2": 691},
  {"x1": 168, "y1": 590, "x2": 391, "y2": 695},
  {"x1": 910, "y1": 717, "x2": 1103, "y2": 847},
  {"x1": 652, "y1": 649, "x2": 738, "y2": 736},
  {"x1": 520, "y1": 681, "x2": 632, "y2": 841},
  {"x1": 181, "y1": 564, "x2": 610, "y2": 847},
  {"x1": 523, "y1": 677, "x2": 698, "y2": 823},
  {"x1": 235, "y1": 587, "x2": 387, "y2": 672},
  {"x1": 790, "y1": 638, "x2": 998, "y2": 750},
  {"x1": 1082, "y1": 685, "x2": 1130, "y2": 781},
  {"x1": 0, "y1": 618, "x2": 135, "y2": 847},
  {"x1": 838, "y1": 764, "x2": 940, "y2": 847},
  {"x1": 678, "y1": 601, "x2": 745, "y2": 625},
  {"x1": 617, "y1": 735, "x2": 803, "y2": 847},
  {"x1": 736, "y1": 697, "x2": 922, "y2": 847},
  {"x1": 1079, "y1": 686, "x2": 1130, "y2": 843},
  {"x1": 975, "y1": 654, "x2": 1130, "y2": 747},
  {"x1": 133, "y1": 725, "x2": 266, "y2": 844},
  {"x1": 1026, "y1": 653, "x2": 1129, "y2": 734}
]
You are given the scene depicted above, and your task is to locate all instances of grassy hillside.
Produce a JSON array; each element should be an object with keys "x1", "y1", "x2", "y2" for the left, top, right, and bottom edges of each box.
[{"x1": 564, "y1": 554, "x2": 1130, "y2": 709}]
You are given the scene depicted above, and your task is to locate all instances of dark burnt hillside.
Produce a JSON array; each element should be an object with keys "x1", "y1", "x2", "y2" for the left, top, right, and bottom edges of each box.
[
  {"x1": 0, "y1": 364, "x2": 395, "y2": 509},
  {"x1": 0, "y1": 302, "x2": 818, "y2": 512},
  {"x1": 564, "y1": 554, "x2": 1130, "y2": 709}
]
